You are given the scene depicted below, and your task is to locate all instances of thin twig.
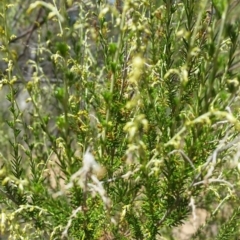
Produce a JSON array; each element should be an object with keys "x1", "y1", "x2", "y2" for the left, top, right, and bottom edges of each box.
[
  {"x1": 193, "y1": 178, "x2": 234, "y2": 188},
  {"x1": 17, "y1": 8, "x2": 44, "y2": 61},
  {"x1": 10, "y1": 15, "x2": 46, "y2": 44},
  {"x1": 169, "y1": 149, "x2": 196, "y2": 169}
]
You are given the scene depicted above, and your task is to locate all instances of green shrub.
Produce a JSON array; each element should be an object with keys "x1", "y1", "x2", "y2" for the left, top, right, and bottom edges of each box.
[{"x1": 1, "y1": 0, "x2": 240, "y2": 239}]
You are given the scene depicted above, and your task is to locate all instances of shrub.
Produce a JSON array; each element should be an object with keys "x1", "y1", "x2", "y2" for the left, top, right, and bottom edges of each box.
[{"x1": 0, "y1": 0, "x2": 240, "y2": 239}]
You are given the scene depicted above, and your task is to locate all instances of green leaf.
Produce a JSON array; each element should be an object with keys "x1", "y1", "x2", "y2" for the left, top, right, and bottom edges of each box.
[{"x1": 55, "y1": 42, "x2": 69, "y2": 57}]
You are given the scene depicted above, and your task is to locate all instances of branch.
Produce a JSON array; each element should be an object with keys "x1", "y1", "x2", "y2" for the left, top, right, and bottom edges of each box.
[{"x1": 10, "y1": 13, "x2": 46, "y2": 44}]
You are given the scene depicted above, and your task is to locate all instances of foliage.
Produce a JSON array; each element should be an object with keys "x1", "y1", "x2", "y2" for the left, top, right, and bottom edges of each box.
[{"x1": 0, "y1": 0, "x2": 240, "y2": 239}]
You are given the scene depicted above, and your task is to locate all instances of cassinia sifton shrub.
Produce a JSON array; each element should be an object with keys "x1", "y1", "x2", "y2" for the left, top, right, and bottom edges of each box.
[{"x1": 1, "y1": 0, "x2": 240, "y2": 239}]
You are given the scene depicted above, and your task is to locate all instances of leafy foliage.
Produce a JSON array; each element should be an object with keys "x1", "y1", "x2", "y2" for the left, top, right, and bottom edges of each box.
[{"x1": 0, "y1": 0, "x2": 240, "y2": 239}]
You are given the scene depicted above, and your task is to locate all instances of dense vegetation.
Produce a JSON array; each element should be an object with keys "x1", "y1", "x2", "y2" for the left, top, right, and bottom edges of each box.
[{"x1": 1, "y1": 0, "x2": 240, "y2": 239}]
